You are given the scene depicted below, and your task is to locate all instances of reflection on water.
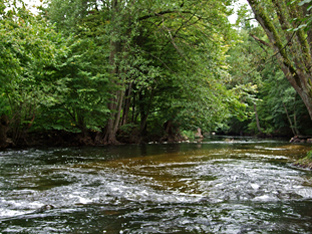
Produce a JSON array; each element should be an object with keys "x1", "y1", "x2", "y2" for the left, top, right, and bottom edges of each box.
[{"x1": 0, "y1": 139, "x2": 312, "y2": 233}]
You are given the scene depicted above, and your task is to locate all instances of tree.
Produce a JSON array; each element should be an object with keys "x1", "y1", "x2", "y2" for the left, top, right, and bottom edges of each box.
[
  {"x1": 45, "y1": 0, "x2": 243, "y2": 144},
  {"x1": 247, "y1": 0, "x2": 312, "y2": 121},
  {"x1": 225, "y1": 6, "x2": 312, "y2": 137},
  {"x1": 0, "y1": 0, "x2": 69, "y2": 144}
]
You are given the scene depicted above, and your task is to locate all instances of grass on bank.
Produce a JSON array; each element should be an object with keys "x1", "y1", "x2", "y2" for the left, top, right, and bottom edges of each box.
[{"x1": 295, "y1": 150, "x2": 312, "y2": 169}]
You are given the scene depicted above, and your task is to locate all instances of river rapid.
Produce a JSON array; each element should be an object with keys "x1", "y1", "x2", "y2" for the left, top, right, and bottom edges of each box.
[{"x1": 0, "y1": 138, "x2": 312, "y2": 233}]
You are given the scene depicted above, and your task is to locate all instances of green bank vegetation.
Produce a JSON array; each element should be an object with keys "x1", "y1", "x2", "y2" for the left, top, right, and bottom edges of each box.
[{"x1": 1, "y1": 0, "x2": 312, "y2": 159}]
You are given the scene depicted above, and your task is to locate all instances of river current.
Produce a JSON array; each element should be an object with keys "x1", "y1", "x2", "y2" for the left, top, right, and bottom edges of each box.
[{"x1": 0, "y1": 138, "x2": 312, "y2": 233}]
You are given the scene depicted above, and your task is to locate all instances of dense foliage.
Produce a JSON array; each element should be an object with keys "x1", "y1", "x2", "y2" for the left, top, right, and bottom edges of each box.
[
  {"x1": 226, "y1": 23, "x2": 312, "y2": 137},
  {"x1": 247, "y1": 0, "x2": 312, "y2": 120},
  {"x1": 1, "y1": 0, "x2": 312, "y2": 147}
]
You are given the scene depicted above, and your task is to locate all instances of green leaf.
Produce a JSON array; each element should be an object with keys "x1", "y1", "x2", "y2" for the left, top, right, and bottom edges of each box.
[{"x1": 298, "y1": 0, "x2": 312, "y2": 6}]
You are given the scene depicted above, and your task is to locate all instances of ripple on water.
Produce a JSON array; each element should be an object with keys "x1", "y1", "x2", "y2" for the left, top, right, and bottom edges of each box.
[
  {"x1": 1, "y1": 144, "x2": 312, "y2": 233},
  {"x1": 188, "y1": 158, "x2": 312, "y2": 202}
]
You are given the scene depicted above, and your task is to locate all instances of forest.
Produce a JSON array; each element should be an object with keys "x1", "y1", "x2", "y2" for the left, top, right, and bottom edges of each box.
[{"x1": 1, "y1": 0, "x2": 312, "y2": 148}]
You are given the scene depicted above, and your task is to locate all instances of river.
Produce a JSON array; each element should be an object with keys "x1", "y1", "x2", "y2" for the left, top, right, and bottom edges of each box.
[{"x1": 0, "y1": 137, "x2": 312, "y2": 233}]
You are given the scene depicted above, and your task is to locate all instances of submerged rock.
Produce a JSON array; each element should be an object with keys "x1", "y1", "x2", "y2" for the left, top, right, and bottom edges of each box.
[
  {"x1": 290, "y1": 135, "x2": 312, "y2": 143},
  {"x1": 35, "y1": 204, "x2": 55, "y2": 213}
]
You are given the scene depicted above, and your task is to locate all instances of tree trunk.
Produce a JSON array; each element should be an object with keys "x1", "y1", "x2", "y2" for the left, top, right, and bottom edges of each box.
[
  {"x1": 102, "y1": 0, "x2": 124, "y2": 145},
  {"x1": 0, "y1": 114, "x2": 9, "y2": 148},
  {"x1": 104, "y1": 97, "x2": 120, "y2": 145},
  {"x1": 253, "y1": 104, "x2": 262, "y2": 134},
  {"x1": 293, "y1": 96, "x2": 300, "y2": 135},
  {"x1": 113, "y1": 90, "x2": 125, "y2": 134},
  {"x1": 121, "y1": 82, "x2": 133, "y2": 126},
  {"x1": 282, "y1": 102, "x2": 297, "y2": 136},
  {"x1": 139, "y1": 90, "x2": 155, "y2": 136}
]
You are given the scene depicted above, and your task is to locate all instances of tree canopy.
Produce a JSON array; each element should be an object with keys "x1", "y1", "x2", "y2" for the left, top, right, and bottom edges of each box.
[
  {"x1": 247, "y1": 0, "x2": 312, "y2": 120},
  {"x1": 1, "y1": 0, "x2": 312, "y2": 147}
]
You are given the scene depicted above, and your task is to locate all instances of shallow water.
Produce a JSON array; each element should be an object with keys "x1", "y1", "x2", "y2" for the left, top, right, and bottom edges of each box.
[{"x1": 0, "y1": 138, "x2": 312, "y2": 233}]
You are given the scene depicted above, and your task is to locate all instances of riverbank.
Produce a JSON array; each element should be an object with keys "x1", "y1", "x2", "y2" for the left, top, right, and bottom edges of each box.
[
  {"x1": 294, "y1": 154, "x2": 312, "y2": 170},
  {"x1": 0, "y1": 129, "x2": 187, "y2": 149},
  {"x1": 1, "y1": 129, "x2": 311, "y2": 151}
]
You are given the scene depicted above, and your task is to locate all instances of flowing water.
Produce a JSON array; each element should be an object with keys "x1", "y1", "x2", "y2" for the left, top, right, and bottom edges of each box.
[{"x1": 1, "y1": 138, "x2": 312, "y2": 233}]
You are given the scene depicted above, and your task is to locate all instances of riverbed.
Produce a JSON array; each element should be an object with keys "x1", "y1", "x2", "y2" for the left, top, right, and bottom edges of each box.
[{"x1": 1, "y1": 138, "x2": 312, "y2": 233}]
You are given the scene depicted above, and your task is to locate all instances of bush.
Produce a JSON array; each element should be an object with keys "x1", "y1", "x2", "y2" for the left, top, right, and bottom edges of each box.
[
  {"x1": 307, "y1": 150, "x2": 312, "y2": 160},
  {"x1": 181, "y1": 130, "x2": 195, "y2": 141}
]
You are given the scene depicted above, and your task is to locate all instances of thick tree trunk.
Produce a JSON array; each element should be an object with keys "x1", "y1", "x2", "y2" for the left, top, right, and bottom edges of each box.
[
  {"x1": 104, "y1": 89, "x2": 126, "y2": 144},
  {"x1": 104, "y1": 98, "x2": 120, "y2": 145},
  {"x1": 102, "y1": 0, "x2": 124, "y2": 145}
]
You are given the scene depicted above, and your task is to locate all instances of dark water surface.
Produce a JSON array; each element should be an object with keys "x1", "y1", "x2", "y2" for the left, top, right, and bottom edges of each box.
[{"x1": 1, "y1": 138, "x2": 312, "y2": 233}]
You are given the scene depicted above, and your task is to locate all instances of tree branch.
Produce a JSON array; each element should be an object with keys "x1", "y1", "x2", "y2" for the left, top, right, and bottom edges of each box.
[
  {"x1": 138, "y1": 10, "x2": 193, "y2": 21},
  {"x1": 249, "y1": 33, "x2": 270, "y2": 47}
]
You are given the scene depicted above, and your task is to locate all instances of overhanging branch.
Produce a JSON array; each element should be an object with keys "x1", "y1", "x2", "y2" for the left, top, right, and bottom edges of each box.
[
  {"x1": 138, "y1": 10, "x2": 193, "y2": 21},
  {"x1": 249, "y1": 33, "x2": 270, "y2": 47}
]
